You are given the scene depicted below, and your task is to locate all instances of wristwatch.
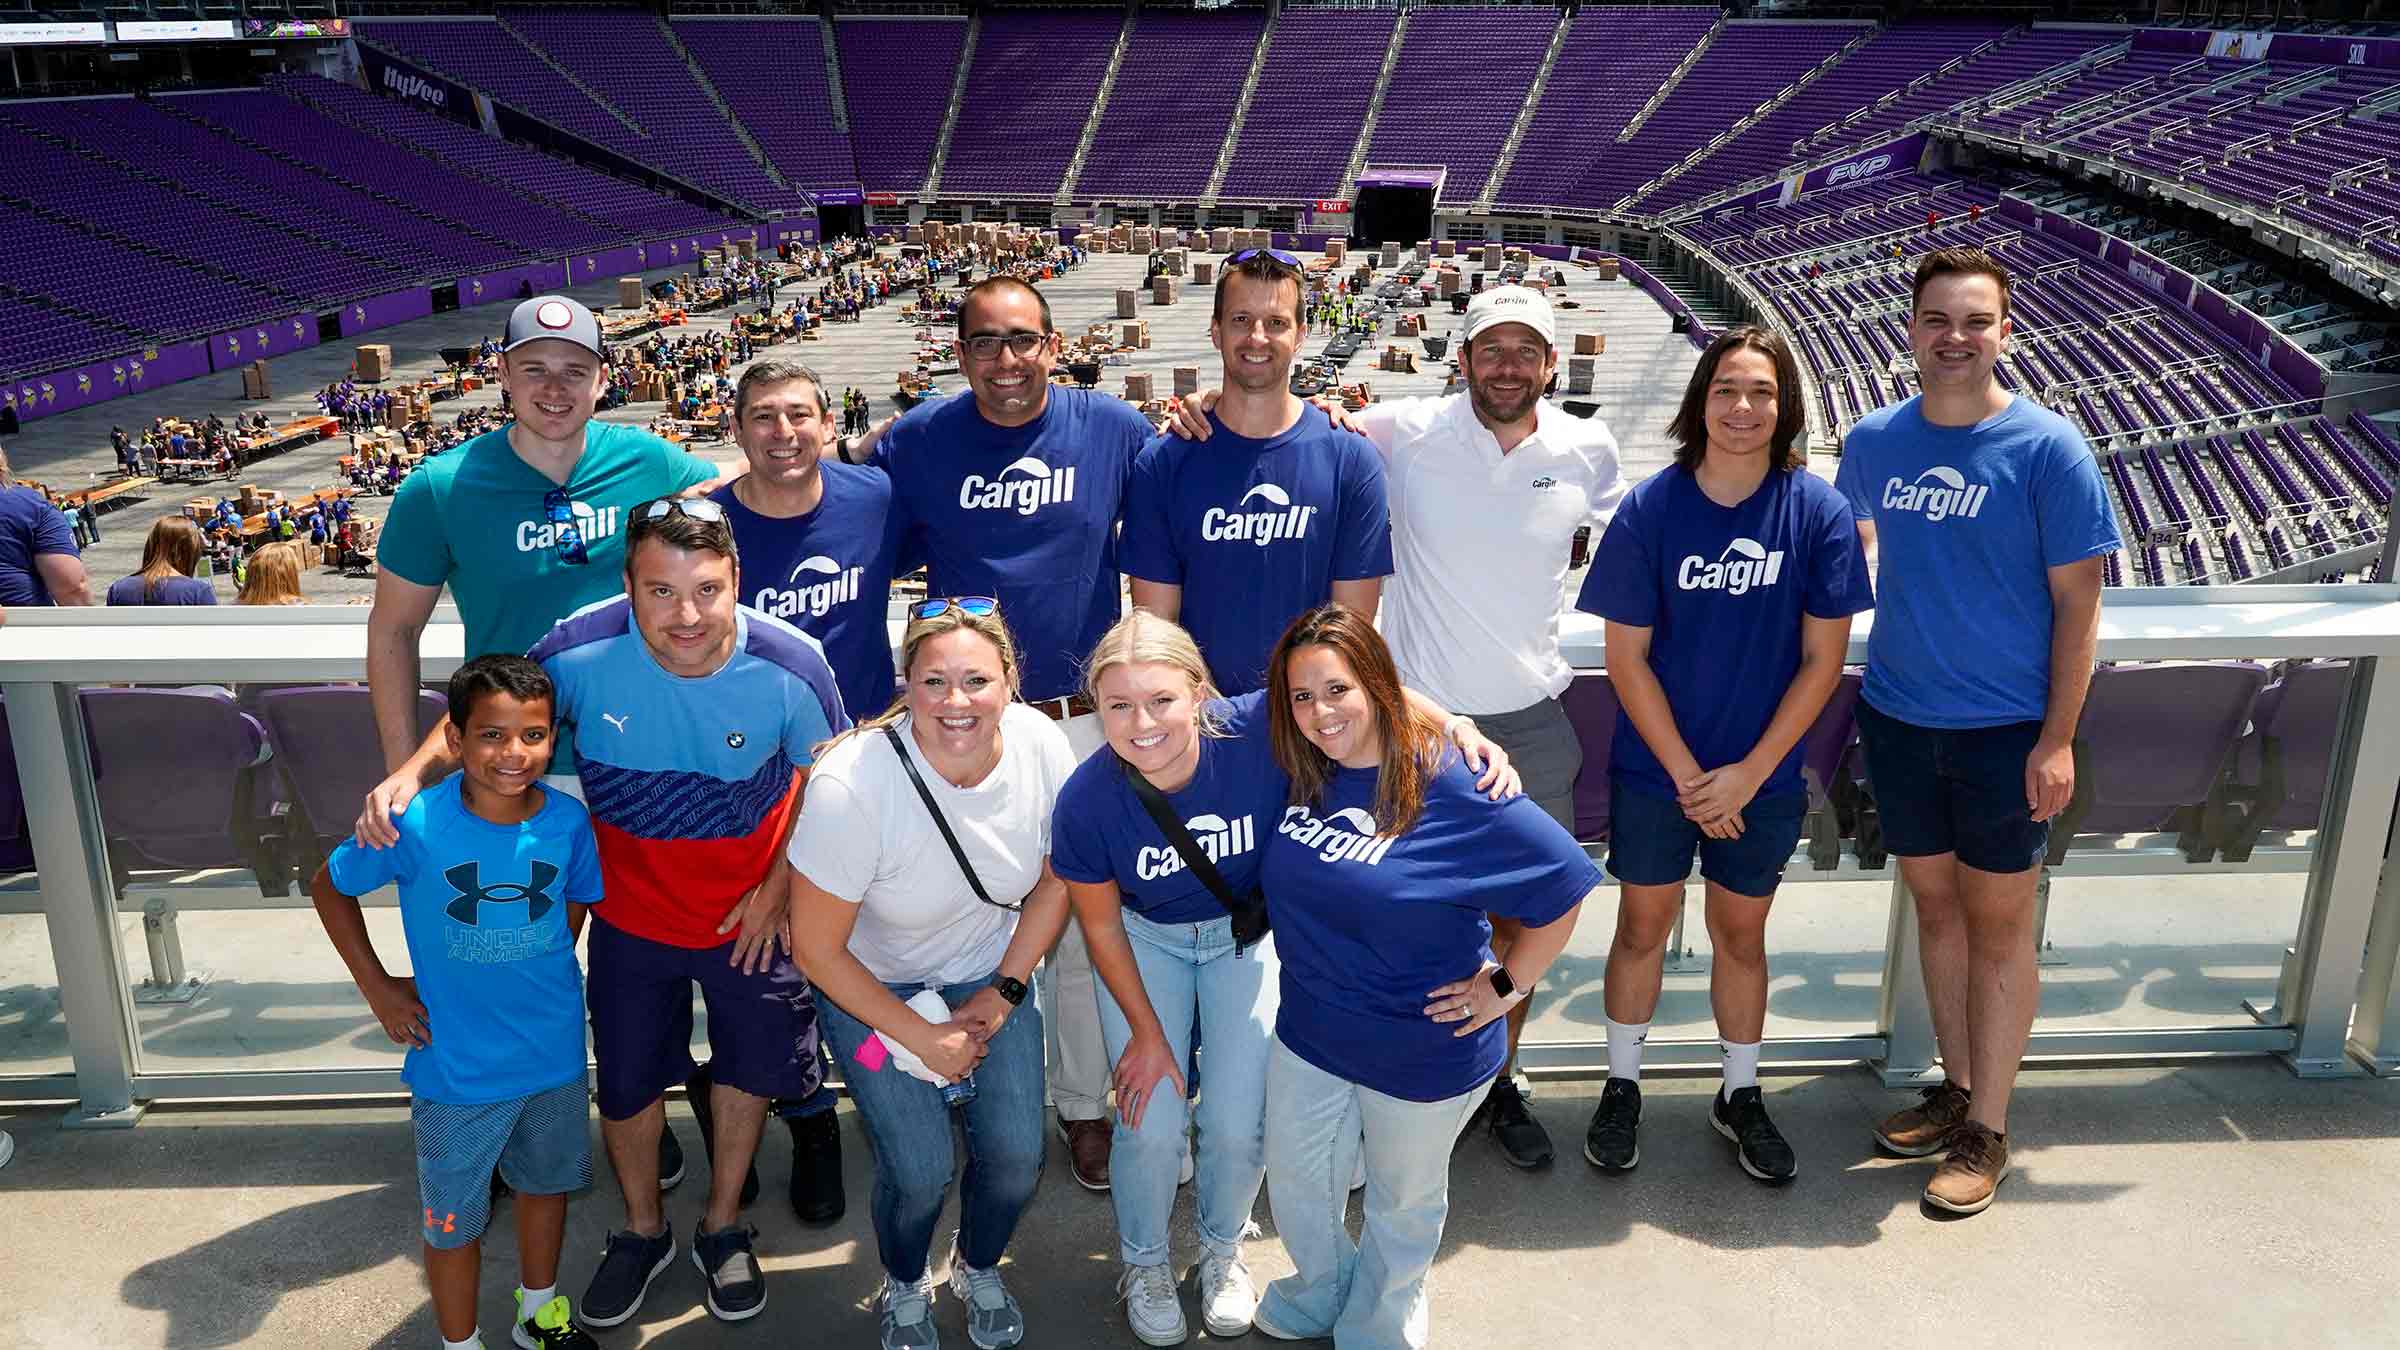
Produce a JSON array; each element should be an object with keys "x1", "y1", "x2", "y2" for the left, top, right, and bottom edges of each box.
[
  {"x1": 1487, "y1": 966, "x2": 1520, "y2": 1002},
  {"x1": 992, "y1": 975, "x2": 1030, "y2": 1007}
]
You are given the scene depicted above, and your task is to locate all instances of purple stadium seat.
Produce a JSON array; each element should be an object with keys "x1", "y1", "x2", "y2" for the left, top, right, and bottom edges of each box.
[
  {"x1": 2047, "y1": 661, "x2": 2270, "y2": 863},
  {"x1": 1561, "y1": 674, "x2": 1619, "y2": 845},
  {"x1": 1799, "y1": 672, "x2": 1864, "y2": 870},
  {"x1": 0, "y1": 699, "x2": 35, "y2": 875},
  {"x1": 79, "y1": 687, "x2": 283, "y2": 892},
  {"x1": 258, "y1": 686, "x2": 450, "y2": 880},
  {"x1": 2214, "y1": 660, "x2": 2352, "y2": 860}
]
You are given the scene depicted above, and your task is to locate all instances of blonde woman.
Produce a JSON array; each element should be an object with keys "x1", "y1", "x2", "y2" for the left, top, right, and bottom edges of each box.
[
  {"x1": 1054, "y1": 610, "x2": 1520, "y2": 1347},
  {"x1": 236, "y1": 540, "x2": 306, "y2": 605},
  {"x1": 787, "y1": 597, "x2": 1075, "y2": 1350}
]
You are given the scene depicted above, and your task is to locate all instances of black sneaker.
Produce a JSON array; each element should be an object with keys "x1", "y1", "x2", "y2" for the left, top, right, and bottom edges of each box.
[
  {"x1": 658, "y1": 1123, "x2": 687, "y2": 1194},
  {"x1": 787, "y1": 1108, "x2": 845, "y2": 1226},
  {"x1": 578, "y1": 1227, "x2": 676, "y2": 1329},
  {"x1": 685, "y1": 1063, "x2": 759, "y2": 1206},
  {"x1": 1482, "y1": 1074, "x2": 1554, "y2": 1169},
  {"x1": 1582, "y1": 1077, "x2": 1641, "y2": 1172},
  {"x1": 1711, "y1": 1086, "x2": 1798, "y2": 1184},
  {"x1": 691, "y1": 1222, "x2": 768, "y2": 1322}
]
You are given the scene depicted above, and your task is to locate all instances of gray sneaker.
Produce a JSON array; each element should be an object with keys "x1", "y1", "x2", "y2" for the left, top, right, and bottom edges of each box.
[
  {"x1": 877, "y1": 1275, "x2": 939, "y2": 1350},
  {"x1": 945, "y1": 1239, "x2": 1026, "y2": 1349}
]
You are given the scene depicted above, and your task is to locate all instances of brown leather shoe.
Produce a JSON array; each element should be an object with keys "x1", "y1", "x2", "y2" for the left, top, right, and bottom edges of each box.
[
  {"x1": 1059, "y1": 1117, "x2": 1111, "y2": 1192},
  {"x1": 1873, "y1": 1083, "x2": 1970, "y2": 1157},
  {"x1": 1923, "y1": 1121, "x2": 2010, "y2": 1215}
]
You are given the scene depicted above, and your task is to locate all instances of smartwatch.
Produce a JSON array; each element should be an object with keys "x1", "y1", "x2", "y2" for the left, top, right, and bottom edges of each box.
[
  {"x1": 1487, "y1": 966, "x2": 1519, "y2": 1002},
  {"x1": 992, "y1": 975, "x2": 1030, "y2": 1007}
]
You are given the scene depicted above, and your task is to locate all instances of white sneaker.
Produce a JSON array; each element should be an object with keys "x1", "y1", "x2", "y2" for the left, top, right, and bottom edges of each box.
[
  {"x1": 1179, "y1": 1137, "x2": 1195, "y2": 1186},
  {"x1": 1195, "y1": 1251, "x2": 1257, "y2": 1339},
  {"x1": 1117, "y1": 1262, "x2": 1186, "y2": 1346},
  {"x1": 0, "y1": 1130, "x2": 14, "y2": 1171}
]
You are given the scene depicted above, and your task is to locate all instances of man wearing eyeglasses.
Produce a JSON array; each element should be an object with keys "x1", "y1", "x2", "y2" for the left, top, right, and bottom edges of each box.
[
  {"x1": 846, "y1": 273, "x2": 1154, "y2": 1191},
  {"x1": 1172, "y1": 283, "x2": 1626, "y2": 1173},
  {"x1": 1123, "y1": 248, "x2": 1392, "y2": 694}
]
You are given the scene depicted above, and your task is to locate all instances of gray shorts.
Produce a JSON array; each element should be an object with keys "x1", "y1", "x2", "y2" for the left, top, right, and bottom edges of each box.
[{"x1": 1473, "y1": 695, "x2": 1583, "y2": 836}]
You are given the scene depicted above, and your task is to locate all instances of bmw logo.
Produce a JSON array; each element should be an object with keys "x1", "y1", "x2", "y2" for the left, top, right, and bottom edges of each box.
[{"x1": 727, "y1": 732, "x2": 746, "y2": 749}]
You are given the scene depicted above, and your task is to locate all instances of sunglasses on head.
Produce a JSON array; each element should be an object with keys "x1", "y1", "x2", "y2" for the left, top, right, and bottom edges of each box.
[
  {"x1": 910, "y1": 596, "x2": 1000, "y2": 621},
  {"x1": 639, "y1": 497, "x2": 727, "y2": 523},
  {"x1": 1229, "y1": 247, "x2": 1303, "y2": 268}
]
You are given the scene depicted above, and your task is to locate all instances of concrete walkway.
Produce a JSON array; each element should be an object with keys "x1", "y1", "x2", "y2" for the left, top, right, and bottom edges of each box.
[{"x1": 5, "y1": 1062, "x2": 2397, "y2": 1348}]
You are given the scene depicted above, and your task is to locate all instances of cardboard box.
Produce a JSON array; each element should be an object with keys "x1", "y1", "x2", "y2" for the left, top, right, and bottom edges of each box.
[
  {"x1": 906, "y1": 225, "x2": 925, "y2": 245},
  {"x1": 1152, "y1": 278, "x2": 1177, "y2": 306},
  {"x1": 1481, "y1": 244, "x2": 1503, "y2": 270},
  {"x1": 618, "y1": 277, "x2": 645, "y2": 310},
  {"x1": 241, "y1": 360, "x2": 270, "y2": 401},
  {"x1": 1210, "y1": 227, "x2": 1233, "y2": 252},
  {"x1": 1192, "y1": 261, "x2": 1215, "y2": 286},
  {"x1": 1437, "y1": 240, "x2": 1456, "y2": 258},
  {"x1": 1380, "y1": 243, "x2": 1401, "y2": 268},
  {"x1": 1567, "y1": 356, "x2": 1596, "y2": 395},
  {"x1": 1437, "y1": 268, "x2": 1462, "y2": 296},
  {"x1": 1395, "y1": 314, "x2": 1423, "y2": 337},
  {"x1": 1379, "y1": 346, "x2": 1417, "y2": 374},
  {"x1": 1592, "y1": 258, "x2": 1620, "y2": 281},
  {"x1": 1163, "y1": 249, "x2": 1187, "y2": 276},
  {"x1": 1174, "y1": 366, "x2": 1200, "y2": 396},
  {"x1": 1326, "y1": 239, "x2": 1347, "y2": 262},
  {"x1": 736, "y1": 239, "x2": 757, "y2": 260},
  {"x1": 1574, "y1": 333, "x2": 1605, "y2": 355},
  {"x1": 355, "y1": 344, "x2": 392, "y2": 382},
  {"x1": 1117, "y1": 288, "x2": 1140, "y2": 320},
  {"x1": 1120, "y1": 320, "x2": 1149, "y2": 348},
  {"x1": 1125, "y1": 372, "x2": 1154, "y2": 401}
]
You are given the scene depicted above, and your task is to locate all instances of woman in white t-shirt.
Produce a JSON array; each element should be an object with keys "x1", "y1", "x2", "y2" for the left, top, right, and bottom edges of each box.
[{"x1": 788, "y1": 598, "x2": 1078, "y2": 1350}]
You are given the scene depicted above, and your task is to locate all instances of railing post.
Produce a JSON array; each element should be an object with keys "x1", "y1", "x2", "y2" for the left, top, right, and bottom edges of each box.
[
  {"x1": 2280, "y1": 656, "x2": 2400, "y2": 1077},
  {"x1": 1875, "y1": 870, "x2": 1939, "y2": 1087},
  {"x1": 4, "y1": 679, "x2": 144, "y2": 1127}
]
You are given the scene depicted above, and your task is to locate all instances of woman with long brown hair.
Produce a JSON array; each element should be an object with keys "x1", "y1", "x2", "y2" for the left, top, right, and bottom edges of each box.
[
  {"x1": 1252, "y1": 604, "x2": 1596, "y2": 1350},
  {"x1": 108, "y1": 516, "x2": 216, "y2": 606},
  {"x1": 1572, "y1": 325, "x2": 1872, "y2": 1183}
]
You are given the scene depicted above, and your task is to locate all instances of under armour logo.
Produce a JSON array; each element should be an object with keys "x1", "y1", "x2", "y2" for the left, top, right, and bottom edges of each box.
[
  {"x1": 443, "y1": 861, "x2": 559, "y2": 926},
  {"x1": 424, "y1": 1208, "x2": 456, "y2": 1234}
]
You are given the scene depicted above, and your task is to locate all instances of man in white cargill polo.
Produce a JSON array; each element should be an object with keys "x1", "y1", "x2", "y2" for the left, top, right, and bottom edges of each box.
[{"x1": 1345, "y1": 284, "x2": 1626, "y2": 1171}]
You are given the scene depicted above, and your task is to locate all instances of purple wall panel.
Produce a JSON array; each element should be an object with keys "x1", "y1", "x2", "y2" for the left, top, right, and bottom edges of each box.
[
  {"x1": 461, "y1": 261, "x2": 568, "y2": 308},
  {"x1": 336, "y1": 287, "x2": 435, "y2": 338},
  {"x1": 205, "y1": 312, "x2": 319, "y2": 373},
  {"x1": 7, "y1": 339, "x2": 212, "y2": 424},
  {"x1": 2265, "y1": 33, "x2": 2400, "y2": 71},
  {"x1": 566, "y1": 244, "x2": 645, "y2": 285}
]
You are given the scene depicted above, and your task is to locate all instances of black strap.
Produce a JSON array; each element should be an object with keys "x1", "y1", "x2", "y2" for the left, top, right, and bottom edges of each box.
[
  {"x1": 1114, "y1": 751, "x2": 1242, "y2": 915},
  {"x1": 883, "y1": 724, "x2": 1019, "y2": 912}
]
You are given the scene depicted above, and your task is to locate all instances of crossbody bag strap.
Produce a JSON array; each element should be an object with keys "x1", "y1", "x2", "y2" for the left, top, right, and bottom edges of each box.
[
  {"x1": 1113, "y1": 751, "x2": 1241, "y2": 913},
  {"x1": 883, "y1": 724, "x2": 995, "y2": 906}
]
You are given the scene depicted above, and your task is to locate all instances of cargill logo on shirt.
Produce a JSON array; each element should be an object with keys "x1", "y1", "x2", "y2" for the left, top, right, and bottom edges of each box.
[
  {"x1": 754, "y1": 554, "x2": 862, "y2": 620},
  {"x1": 1201, "y1": 482, "x2": 1317, "y2": 546},
  {"x1": 1677, "y1": 537, "x2": 1785, "y2": 595},
  {"x1": 959, "y1": 457, "x2": 1077, "y2": 515},
  {"x1": 1135, "y1": 813, "x2": 1257, "y2": 881},
  {"x1": 516, "y1": 499, "x2": 622, "y2": 553},
  {"x1": 1278, "y1": 804, "x2": 1397, "y2": 866},
  {"x1": 1530, "y1": 475, "x2": 1558, "y2": 490},
  {"x1": 1880, "y1": 466, "x2": 1989, "y2": 522}
]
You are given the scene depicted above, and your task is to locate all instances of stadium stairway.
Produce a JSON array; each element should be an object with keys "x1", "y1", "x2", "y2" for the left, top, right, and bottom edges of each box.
[
  {"x1": 1475, "y1": 10, "x2": 1573, "y2": 212},
  {"x1": 1201, "y1": 9, "x2": 1281, "y2": 208},
  {"x1": 920, "y1": 9, "x2": 982, "y2": 200},
  {"x1": 1337, "y1": 9, "x2": 1411, "y2": 200}
]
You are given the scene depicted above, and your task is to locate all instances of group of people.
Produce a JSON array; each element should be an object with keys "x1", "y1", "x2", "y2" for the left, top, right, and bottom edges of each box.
[{"x1": 283, "y1": 232, "x2": 2114, "y2": 1350}]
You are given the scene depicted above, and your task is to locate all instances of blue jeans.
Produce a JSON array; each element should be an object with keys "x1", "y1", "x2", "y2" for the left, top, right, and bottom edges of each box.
[
  {"x1": 1259, "y1": 1037, "x2": 1490, "y2": 1350},
  {"x1": 1093, "y1": 911, "x2": 1278, "y2": 1266},
  {"x1": 817, "y1": 975, "x2": 1048, "y2": 1282}
]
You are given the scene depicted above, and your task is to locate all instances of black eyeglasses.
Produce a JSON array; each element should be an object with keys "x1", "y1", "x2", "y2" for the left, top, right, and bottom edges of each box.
[
  {"x1": 911, "y1": 596, "x2": 999, "y2": 621},
  {"x1": 541, "y1": 487, "x2": 589, "y2": 567},
  {"x1": 1229, "y1": 247, "x2": 1303, "y2": 268},
  {"x1": 960, "y1": 332, "x2": 1048, "y2": 361}
]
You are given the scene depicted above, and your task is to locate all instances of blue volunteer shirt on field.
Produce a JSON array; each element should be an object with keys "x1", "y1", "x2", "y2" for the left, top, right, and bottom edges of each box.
[
  {"x1": 1051, "y1": 692, "x2": 1286, "y2": 924},
  {"x1": 711, "y1": 462, "x2": 909, "y2": 723},
  {"x1": 1834, "y1": 395, "x2": 2121, "y2": 729},
  {"x1": 325, "y1": 775, "x2": 602, "y2": 1105},
  {"x1": 874, "y1": 388, "x2": 1151, "y2": 701},
  {"x1": 1120, "y1": 408, "x2": 1393, "y2": 694},
  {"x1": 1261, "y1": 757, "x2": 1600, "y2": 1102},
  {"x1": 1577, "y1": 465, "x2": 1873, "y2": 800}
]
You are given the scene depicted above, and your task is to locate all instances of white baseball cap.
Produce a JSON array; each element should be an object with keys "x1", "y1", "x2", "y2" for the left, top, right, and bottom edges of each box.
[{"x1": 1462, "y1": 285, "x2": 1556, "y2": 348}]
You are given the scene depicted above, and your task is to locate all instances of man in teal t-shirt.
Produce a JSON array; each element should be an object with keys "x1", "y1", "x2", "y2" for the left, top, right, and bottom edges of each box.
[{"x1": 364, "y1": 294, "x2": 722, "y2": 817}]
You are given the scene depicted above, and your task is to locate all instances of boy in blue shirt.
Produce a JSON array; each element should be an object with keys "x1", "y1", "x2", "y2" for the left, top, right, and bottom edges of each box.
[
  {"x1": 1833, "y1": 247, "x2": 2118, "y2": 1217},
  {"x1": 312, "y1": 654, "x2": 604, "y2": 1350}
]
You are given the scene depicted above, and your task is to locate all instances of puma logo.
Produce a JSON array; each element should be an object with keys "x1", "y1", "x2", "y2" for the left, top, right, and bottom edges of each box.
[{"x1": 601, "y1": 713, "x2": 630, "y2": 733}]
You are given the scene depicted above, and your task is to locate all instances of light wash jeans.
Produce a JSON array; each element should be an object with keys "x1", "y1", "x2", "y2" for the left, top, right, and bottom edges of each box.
[
  {"x1": 1258, "y1": 1036, "x2": 1491, "y2": 1350},
  {"x1": 816, "y1": 976, "x2": 1047, "y2": 1282},
  {"x1": 1042, "y1": 711, "x2": 1112, "y2": 1122},
  {"x1": 1093, "y1": 910, "x2": 1278, "y2": 1266}
]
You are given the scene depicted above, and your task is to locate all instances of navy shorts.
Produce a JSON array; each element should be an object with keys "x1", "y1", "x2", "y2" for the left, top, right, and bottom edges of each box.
[
  {"x1": 1855, "y1": 699, "x2": 2047, "y2": 874},
  {"x1": 1606, "y1": 782, "x2": 1806, "y2": 898},
  {"x1": 413, "y1": 1079, "x2": 592, "y2": 1250},
  {"x1": 586, "y1": 915, "x2": 822, "y2": 1122}
]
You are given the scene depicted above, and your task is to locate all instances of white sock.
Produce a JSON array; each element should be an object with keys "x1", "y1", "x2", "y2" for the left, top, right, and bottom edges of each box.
[
  {"x1": 1605, "y1": 1017, "x2": 1649, "y2": 1083},
  {"x1": 1721, "y1": 1039, "x2": 1762, "y2": 1093},
  {"x1": 517, "y1": 1284, "x2": 555, "y2": 1320},
  {"x1": 440, "y1": 1333, "x2": 482, "y2": 1350}
]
